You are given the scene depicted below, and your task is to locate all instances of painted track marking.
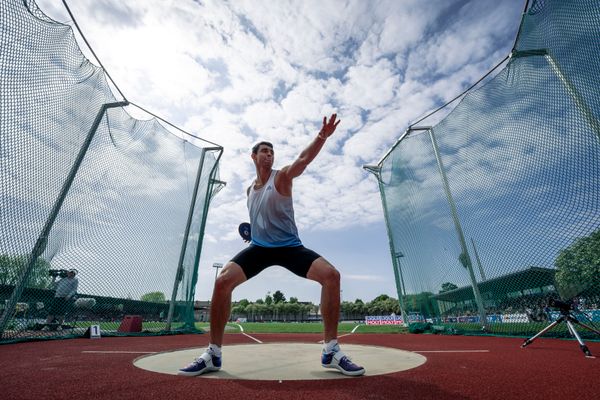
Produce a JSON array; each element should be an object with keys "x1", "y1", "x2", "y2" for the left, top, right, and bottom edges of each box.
[
  {"x1": 318, "y1": 325, "x2": 360, "y2": 343},
  {"x1": 416, "y1": 350, "x2": 489, "y2": 353},
  {"x1": 234, "y1": 323, "x2": 263, "y2": 343},
  {"x1": 82, "y1": 351, "x2": 157, "y2": 354}
]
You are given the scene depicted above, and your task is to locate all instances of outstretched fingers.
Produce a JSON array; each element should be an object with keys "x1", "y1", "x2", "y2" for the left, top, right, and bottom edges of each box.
[{"x1": 321, "y1": 113, "x2": 340, "y2": 137}]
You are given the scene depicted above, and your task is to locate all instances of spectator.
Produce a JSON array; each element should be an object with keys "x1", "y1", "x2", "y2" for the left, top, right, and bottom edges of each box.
[{"x1": 44, "y1": 269, "x2": 78, "y2": 330}]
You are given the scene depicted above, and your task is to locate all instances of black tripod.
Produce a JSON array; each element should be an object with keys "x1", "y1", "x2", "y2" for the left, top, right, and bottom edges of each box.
[{"x1": 521, "y1": 300, "x2": 600, "y2": 358}]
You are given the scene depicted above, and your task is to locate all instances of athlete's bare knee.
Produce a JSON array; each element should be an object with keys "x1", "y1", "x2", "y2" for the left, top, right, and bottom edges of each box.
[
  {"x1": 326, "y1": 268, "x2": 340, "y2": 286},
  {"x1": 307, "y1": 258, "x2": 340, "y2": 286},
  {"x1": 213, "y1": 263, "x2": 245, "y2": 294}
]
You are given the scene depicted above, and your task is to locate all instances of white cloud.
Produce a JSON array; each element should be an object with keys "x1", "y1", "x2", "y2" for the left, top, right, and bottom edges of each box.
[
  {"x1": 341, "y1": 59, "x2": 399, "y2": 110},
  {"x1": 27, "y1": 0, "x2": 525, "y2": 303}
]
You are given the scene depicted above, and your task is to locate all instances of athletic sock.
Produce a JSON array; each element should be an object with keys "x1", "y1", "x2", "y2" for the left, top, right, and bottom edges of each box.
[
  {"x1": 207, "y1": 343, "x2": 222, "y2": 357},
  {"x1": 323, "y1": 339, "x2": 339, "y2": 354}
]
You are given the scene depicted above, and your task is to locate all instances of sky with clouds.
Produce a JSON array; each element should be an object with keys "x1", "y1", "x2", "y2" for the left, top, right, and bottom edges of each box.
[{"x1": 35, "y1": 0, "x2": 526, "y2": 304}]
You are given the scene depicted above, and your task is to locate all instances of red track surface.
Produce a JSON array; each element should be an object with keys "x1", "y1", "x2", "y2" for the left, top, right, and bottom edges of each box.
[{"x1": 1, "y1": 333, "x2": 598, "y2": 400}]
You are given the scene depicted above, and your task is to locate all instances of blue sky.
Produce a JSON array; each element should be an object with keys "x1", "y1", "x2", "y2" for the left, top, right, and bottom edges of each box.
[{"x1": 36, "y1": 0, "x2": 526, "y2": 304}]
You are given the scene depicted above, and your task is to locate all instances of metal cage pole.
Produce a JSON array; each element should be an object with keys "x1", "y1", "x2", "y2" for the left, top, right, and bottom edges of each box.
[
  {"x1": 184, "y1": 148, "x2": 224, "y2": 329},
  {"x1": 364, "y1": 165, "x2": 409, "y2": 326},
  {"x1": 166, "y1": 147, "x2": 223, "y2": 331},
  {"x1": 471, "y1": 238, "x2": 487, "y2": 281},
  {"x1": 166, "y1": 148, "x2": 208, "y2": 331},
  {"x1": 424, "y1": 126, "x2": 488, "y2": 329},
  {"x1": 0, "y1": 101, "x2": 128, "y2": 337},
  {"x1": 511, "y1": 49, "x2": 600, "y2": 142}
]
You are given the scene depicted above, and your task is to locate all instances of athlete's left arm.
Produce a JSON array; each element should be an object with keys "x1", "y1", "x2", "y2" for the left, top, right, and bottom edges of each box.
[{"x1": 281, "y1": 114, "x2": 340, "y2": 181}]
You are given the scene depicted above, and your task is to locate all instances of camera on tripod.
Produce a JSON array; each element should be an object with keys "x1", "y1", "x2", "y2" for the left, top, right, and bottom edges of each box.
[
  {"x1": 48, "y1": 269, "x2": 69, "y2": 278},
  {"x1": 523, "y1": 295, "x2": 599, "y2": 358},
  {"x1": 548, "y1": 298, "x2": 573, "y2": 312}
]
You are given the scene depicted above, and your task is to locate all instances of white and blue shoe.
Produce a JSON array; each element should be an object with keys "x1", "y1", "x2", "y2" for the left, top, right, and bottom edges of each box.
[
  {"x1": 321, "y1": 345, "x2": 365, "y2": 376},
  {"x1": 178, "y1": 350, "x2": 222, "y2": 376}
]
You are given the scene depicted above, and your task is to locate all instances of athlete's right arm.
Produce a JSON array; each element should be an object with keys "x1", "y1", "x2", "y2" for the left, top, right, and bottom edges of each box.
[{"x1": 281, "y1": 114, "x2": 340, "y2": 180}]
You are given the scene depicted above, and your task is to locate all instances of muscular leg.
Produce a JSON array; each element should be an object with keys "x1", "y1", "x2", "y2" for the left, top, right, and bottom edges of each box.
[
  {"x1": 209, "y1": 262, "x2": 247, "y2": 346},
  {"x1": 306, "y1": 257, "x2": 340, "y2": 342}
]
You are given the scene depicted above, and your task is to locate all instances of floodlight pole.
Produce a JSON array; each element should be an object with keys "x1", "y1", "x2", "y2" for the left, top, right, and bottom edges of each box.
[
  {"x1": 363, "y1": 164, "x2": 409, "y2": 326},
  {"x1": 424, "y1": 126, "x2": 488, "y2": 329},
  {"x1": 0, "y1": 101, "x2": 128, "y2": 338}
]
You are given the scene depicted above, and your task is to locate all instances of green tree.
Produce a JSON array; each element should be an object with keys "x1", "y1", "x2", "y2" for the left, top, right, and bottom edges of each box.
[
  {"x1": 289, "y1": 296, "x2": 298, "y2": 303},
  {"x1": 265, "y1": 294, "x2": 273, "y2": 305},
  {"x1": 367, "y1": 301, "x2": 383, "y2": 315},
  {"x1": 381, "y1": 298, "x2": 400, "y2": 314},
  {"x1": 352, "y1": 301, "x2": 365, "y2": 318},
  {"x1": 273, "y1": 302, "x2": 284, "y2": 320},
  {"x1": 245, "y1": 303, "x2": 256, "y2": 321},
  {"x1": 140, "y1": 291, "x2": 166, "y2": 302},
  {"x1": 372, "y1": 294, "x2": 390, "y2": 302},
  {"x1": 340, "y1": 301, "x2": 353, "y2": 319},
  {"x1": 273, "y1": 290, "x2": 286, "y2": 303},
  {"x1": 255, "y1": 303, "x2": 268, "y2": 320},
  {"x1": 239, "y1": 299, "x2": 250, "y2": 307},
  {"x1": 0, "y1": 254, "x2": 52, "y2": 288},
  {"x1": 264, "y1": 302, "x2": 274, "y2": 320},
  {"x1": 287, "y1": 302, "x2": 301, "y2": 321},
  {"x1": 439, "y1": 282, "x2": 459, "y2": 293},
  {"x1": 554, "y1": 229, "x2": 600, "y2": 298},
  {"x1": 231, "y1": 304, "x2": 246, "y2": 318}
]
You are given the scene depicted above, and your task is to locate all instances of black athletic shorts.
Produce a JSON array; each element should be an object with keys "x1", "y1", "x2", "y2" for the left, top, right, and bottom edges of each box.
[{"x1": 231, "y1": 244, "x2": 321, "y2": 280}]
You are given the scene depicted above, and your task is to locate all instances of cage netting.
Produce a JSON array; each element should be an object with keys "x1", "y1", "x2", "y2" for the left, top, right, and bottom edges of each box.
[
  {"x1": 0, "y1": 0, "x2": 224, "y2": 343},
  {"x1": 370, "y1": 0, "x2": 600, "y2": 337}
]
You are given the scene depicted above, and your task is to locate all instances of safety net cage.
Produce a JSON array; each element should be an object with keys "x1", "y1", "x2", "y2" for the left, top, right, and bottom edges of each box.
[
  {"x1": 0, "y1": 0, "x2": 224, "y2": 343},
  {"x1": 368, "y1": 0, "x2": 600, "y2": 337}
]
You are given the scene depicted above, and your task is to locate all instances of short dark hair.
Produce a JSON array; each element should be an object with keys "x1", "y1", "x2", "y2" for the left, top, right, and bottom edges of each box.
[{"x1": 252, "y1": 141, "x2": 273, "y2": 154}]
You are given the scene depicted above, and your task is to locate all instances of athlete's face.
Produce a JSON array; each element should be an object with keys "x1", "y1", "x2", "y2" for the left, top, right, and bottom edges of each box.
[{"x1": 253, "y1": 144, "x2": 274, "y2": 167}]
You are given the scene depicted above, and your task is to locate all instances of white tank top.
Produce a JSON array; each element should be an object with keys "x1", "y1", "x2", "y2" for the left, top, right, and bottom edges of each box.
[{"x1": 247, "y1": 169, "x2": 301, "y2": 247}]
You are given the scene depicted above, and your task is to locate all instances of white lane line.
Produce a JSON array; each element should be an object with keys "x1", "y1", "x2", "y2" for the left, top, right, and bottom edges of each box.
[
  {"x1": 317, "y1": 325, "x2": 360, "y2": 343},
  {"x1": 242, "y1": 333, "x2": 263, "y2": 343},
  {"x1": 416, "y1": 350, "x2": 490, "y2": 353},
  {"x1": 82, "y1": 351, "x2": 157, "y2": 354},
  {"x1": 234, "y1": 323, "x2": 263, "y2": 344}
]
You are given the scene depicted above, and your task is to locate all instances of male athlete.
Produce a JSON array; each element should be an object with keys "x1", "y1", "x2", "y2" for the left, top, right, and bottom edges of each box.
[{"x1": 179, "y1": 114, "x2": 365, "y2": 377}]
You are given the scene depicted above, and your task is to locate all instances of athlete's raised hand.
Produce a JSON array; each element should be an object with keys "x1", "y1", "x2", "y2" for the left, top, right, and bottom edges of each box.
[{"x1": 318, "y1": 114, "x2": 341, "y2": 140}]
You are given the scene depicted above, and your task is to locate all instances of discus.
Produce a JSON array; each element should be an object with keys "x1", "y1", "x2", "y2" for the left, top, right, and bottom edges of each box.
[{"x1": 238, "y1": 222, "x2": 251, "y2": 241}]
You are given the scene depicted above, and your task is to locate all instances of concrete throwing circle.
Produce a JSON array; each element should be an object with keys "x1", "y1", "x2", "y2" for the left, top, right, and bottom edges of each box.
[{"x1": 134, "y1": 343, "x2": 427, "y2": 380}]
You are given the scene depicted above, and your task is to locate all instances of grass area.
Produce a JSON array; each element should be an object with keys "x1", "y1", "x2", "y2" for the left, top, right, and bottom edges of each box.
[
  {"x1": 69, "y1": 321, "x2": 184, "y2": 331},
  {"x1": 66, "y1": 320, "x2": 595, "y2": 339},
  {"x1": 192, "y1": 321, "x2": 599, "y2": 339},
  {"x1": 195, "y1": 321, "x2": 409, "y2": 334}
]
